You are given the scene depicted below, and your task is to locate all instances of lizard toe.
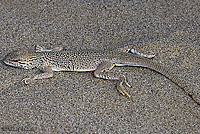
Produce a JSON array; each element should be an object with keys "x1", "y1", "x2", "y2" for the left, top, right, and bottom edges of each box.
[{"x1": 117, "y1": 80, "x2": 131, "y2": 98}]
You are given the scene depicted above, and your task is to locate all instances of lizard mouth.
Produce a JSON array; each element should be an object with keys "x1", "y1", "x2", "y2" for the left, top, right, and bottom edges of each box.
[
  {"x1": 3, "y1": 59, "x2": 19, "y2": 68},
  {"x1": 3, "y1": 58, "x2": 12, "y2": 66}
]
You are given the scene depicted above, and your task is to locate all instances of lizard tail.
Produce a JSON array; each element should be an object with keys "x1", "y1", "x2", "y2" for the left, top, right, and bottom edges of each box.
[{"x1": 126, "y1": 57, "x2": 200, "y2": 105}]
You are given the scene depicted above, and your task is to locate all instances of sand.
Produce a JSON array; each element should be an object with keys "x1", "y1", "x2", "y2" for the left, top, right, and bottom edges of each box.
[{"x1": 0, "y1": 0, "x2": 199, "y2": 133}]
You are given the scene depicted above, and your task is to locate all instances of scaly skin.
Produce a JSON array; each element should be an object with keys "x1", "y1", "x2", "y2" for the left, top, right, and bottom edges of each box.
[{"x1": 3, "y1": 46, "x2": 200, "y2": 105}]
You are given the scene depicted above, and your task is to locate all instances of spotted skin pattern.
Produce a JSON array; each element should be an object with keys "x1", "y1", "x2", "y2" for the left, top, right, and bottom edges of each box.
[{"x1": 3, "y1": 46, "x2": 200, "y2": 105}]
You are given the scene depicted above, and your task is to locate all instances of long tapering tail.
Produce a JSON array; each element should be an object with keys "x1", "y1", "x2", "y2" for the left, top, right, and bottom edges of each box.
[{"x1": 127, "y1": 56, "x2": 200, "y2": 105}]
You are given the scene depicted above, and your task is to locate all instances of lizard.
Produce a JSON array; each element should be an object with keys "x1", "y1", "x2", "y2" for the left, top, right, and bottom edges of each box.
[{"x1": 3, "y1": 45, "x2": 200, "y2": 105}]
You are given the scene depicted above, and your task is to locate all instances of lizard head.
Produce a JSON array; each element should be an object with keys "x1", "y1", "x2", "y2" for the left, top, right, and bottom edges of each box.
[{"x1": 3, "y1": 50, "x2": 38, "y2": 69}]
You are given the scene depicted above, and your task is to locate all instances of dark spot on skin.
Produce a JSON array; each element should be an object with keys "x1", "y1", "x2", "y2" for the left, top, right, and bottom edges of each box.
[{"x1": 67, "y1": 66, "x2": 70, "y2": 70}]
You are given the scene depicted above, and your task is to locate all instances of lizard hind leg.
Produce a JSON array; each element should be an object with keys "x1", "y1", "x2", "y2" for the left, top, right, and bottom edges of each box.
[
  {"x1": 130, "y1": 49, "x2": 155, "y2": 59},
  {"x1": 94, "y1": 61, "x2": 132, "y2": 99},
  {"x1": 117, "y1": 47, "x2": 155, "y2": 59}
]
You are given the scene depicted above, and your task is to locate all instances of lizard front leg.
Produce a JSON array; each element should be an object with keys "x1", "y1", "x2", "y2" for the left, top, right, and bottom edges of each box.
[
  {"x1": 94, "y1": 61, "x2": 132, "y2": 99},
  {"x1": 22, "y1": 66, "x2": 53, "y2": 84}
]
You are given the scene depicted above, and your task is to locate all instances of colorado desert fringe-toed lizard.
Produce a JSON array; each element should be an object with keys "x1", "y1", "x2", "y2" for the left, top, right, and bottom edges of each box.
[{"x1": 3, "y1": 45, "x2": 199, "y2": 105}]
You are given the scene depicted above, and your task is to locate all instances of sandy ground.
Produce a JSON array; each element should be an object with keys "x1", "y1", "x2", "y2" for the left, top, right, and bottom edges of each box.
[{"x1": 0, "y1": 0, "x2": 199, "y2": 133}]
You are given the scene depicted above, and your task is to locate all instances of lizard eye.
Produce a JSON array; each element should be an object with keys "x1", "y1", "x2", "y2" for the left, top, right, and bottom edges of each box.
[{"x1": 13, "y1": 59, "x2": 20, "y2": 62}]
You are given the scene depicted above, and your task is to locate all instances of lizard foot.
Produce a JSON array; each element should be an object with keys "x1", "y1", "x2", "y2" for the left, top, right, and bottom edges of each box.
[
  {"x1": 130, "y1": 49, "x2": 155, "y2": 59},
  {"x1": 22, "y1": 78, "x2": 33, "y2": 84},
  {"x1": 117, "y1": 76, "x2": 132, "y2": 99}
]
